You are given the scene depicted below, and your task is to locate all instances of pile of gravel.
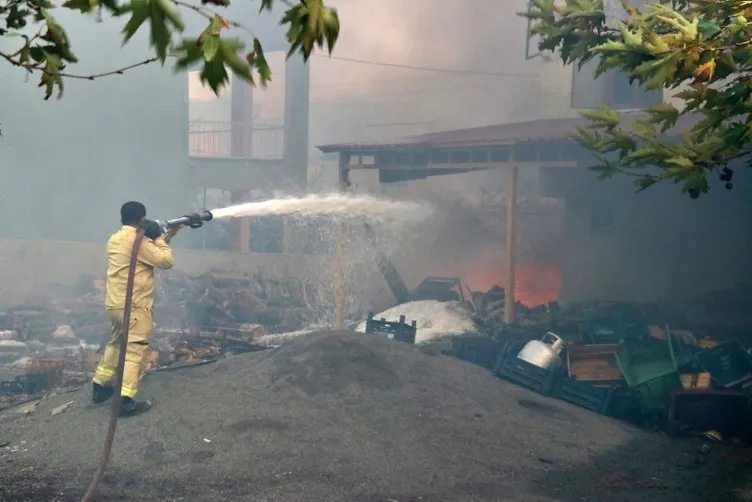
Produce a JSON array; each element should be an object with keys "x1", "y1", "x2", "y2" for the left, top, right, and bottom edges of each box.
[{"x1": 1, "y1": 330, "x2": 747, "y2": 501}]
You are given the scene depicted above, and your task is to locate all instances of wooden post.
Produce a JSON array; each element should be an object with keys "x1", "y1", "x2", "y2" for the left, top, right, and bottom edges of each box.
[
  {"x1": 202, "y1": 188, "x2": 207, "y2": 250},
  {"x1": 334, "y1": 153, "x2": 350, "y2": 329},
  {"x1": 504, "y1": 166, "x2": 518, "y2": 324}
]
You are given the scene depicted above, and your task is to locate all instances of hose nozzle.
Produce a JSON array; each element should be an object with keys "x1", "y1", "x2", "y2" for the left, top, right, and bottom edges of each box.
[{"x1": 163, "y1": 210, "x2": 213, "y2": 230}]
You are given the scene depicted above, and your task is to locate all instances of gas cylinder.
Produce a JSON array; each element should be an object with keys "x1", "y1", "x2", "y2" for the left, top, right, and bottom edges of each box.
[{"x1": 516, "y1": 332, "x2": 565, "y2": 369}]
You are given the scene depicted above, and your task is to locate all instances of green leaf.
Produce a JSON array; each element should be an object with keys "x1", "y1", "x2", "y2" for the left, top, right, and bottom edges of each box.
[
  {"x1": 580, "y1": 103, "x2": 620, "y2": 128},
  {"x1": 590, "y1": 163, "x2": 619, "y2": 179},
  {"x1": 202, "y1": 15, "x2": 224, "y2": 62},
  {"x1": 62, "y1": 0, "x2": 97, "y2": 13},
  {"x1": 682, "y1": 171, "x2": 709, "y2": 198},
  {"x1": 259, "y1": 0, "x2": 274, "y2": 12},
  {"x1": 632, "y1": 120, "x2": 657, "y2": 139},
  {"x1": 645, "y1": 103, "x2": 680, "y2": 132},
  {"x1": 252, "y1": 38, "x2": 272, "y2": 85},
  {"x1": 664, "y1": 156, "x2": 694, "y2": 169},
  {"x1": 203, "y1": 35, "x2": 220, "y2": 62},
  {"x1": 220, "y1": 38, "x2": 253, "y2": 83},
  {"x1": 591, "y1": 39, "x2": 629, "y2": 54},
  {"x1": 123, "y1": 0, "x2": 150, "y2": 43},
  {"x1": 199, "y1": 57, "x2": 229, "y2": 94},
  {"x1": 149, "y1": 0, "x2": 172, "y2": 62},
  {"x1": 39, "y1": 51, "x2": 63, "y2": 100},
  {"x1": 29, "y1": 46, "x2": 46, "y2": 63},
  {"x1": 282, "y1": 1, "x2": 339, "y2": 60},
  {"x1": 155, "y1": 0, "x2": 185, "y2": 31},
  {"x1": 724, "y1": 123, "x2": 749, "y2": 149},
  {"x1": 635, "y1": 177, "x2": 658, "y2": 191},
  {"x1": 697, "y1": 20, "x2": 721, "y2": 39},
  {"x1": 173, "y1": 38, "x2": 203, "y2": 70}
]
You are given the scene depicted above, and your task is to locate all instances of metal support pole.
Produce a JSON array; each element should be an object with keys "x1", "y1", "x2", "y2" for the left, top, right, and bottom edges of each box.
[
  {"x1": 504, "y1": 166, "x2": 518, "y2": 324},
  {"x1": 334, "y1": 153, "x2": 350, "y2": 329}
]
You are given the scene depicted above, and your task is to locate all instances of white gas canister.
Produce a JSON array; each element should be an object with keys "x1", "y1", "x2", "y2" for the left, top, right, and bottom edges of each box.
[{"x1": 517, "y1": 332, "x2": 565, "y2": 370}]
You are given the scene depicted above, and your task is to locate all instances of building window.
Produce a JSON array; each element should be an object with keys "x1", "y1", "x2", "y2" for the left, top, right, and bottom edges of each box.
[
  {"x1": 250, "y1": 215, "x2": 284, "y2": 253},
  {"x1": 590, "y1": 199, "x2": 615, "y2": 233},
  {"x1": 572, "y1": 59, "x2": 662, "y2": 110}
]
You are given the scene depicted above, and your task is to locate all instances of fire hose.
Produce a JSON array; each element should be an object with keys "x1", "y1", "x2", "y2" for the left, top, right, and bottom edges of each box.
[{"x1": 81, "y1": 211, "x2": 213, "y2": 502}]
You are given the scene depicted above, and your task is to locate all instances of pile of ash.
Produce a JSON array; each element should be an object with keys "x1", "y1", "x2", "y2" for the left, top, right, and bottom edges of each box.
[{"x1": 0, "y1": 331, "x2": 744, "y2": 501}]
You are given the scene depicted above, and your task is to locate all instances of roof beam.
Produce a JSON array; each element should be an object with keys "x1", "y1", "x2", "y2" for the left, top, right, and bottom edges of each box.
[{"x1": 348, "y1": 161, "x2": 577, "y2": 170}]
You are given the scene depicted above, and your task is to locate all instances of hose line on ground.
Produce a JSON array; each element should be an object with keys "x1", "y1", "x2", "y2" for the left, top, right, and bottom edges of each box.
[{"x1": 81, "y1": 228, "x2": 145, "y2": 502}]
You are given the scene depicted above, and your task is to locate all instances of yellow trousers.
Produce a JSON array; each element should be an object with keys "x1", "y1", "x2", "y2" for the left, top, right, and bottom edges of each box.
[{"x1": 93, "y1": 308, "x2": 152, "y2": 399}]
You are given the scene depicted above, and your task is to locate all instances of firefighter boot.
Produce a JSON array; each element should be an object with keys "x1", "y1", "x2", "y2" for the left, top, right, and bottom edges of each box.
[
  {"x1": 92, "y1": 383, "x2": 115, "y2": 404},
  {"x1": 120, "y1": 397, "x2": 152, "y2": 417}
]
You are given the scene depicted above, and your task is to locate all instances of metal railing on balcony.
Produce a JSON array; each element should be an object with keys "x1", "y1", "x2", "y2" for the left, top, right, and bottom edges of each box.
[{"x1": 189, "y1": 121, "x2": 285, "y2": 160}]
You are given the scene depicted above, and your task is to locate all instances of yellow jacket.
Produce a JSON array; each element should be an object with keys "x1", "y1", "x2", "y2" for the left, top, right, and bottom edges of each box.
[{"x1": 104, "y1": 225, "x2": 174, "y2": 310}]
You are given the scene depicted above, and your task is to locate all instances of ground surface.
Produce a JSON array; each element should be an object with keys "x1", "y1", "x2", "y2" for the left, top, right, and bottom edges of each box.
[{"x1": 1, "y1": 330, "x2": 750, "y2": 502}]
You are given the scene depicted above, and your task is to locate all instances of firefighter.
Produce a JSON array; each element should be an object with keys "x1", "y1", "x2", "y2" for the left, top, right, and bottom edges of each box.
[{"x1": 92, "y1": 201, "x2": 181, "y2": 416}]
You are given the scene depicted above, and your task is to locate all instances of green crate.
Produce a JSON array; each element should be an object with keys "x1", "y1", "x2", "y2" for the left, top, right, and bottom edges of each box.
[{"x1": 615, "y1": 326, "x2": 682, "y2": 413}]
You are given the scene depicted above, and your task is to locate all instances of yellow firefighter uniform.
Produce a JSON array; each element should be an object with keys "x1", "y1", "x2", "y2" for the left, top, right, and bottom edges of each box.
[{"x1": 93, "y1": 225, "x2": 174, "y2": 398}]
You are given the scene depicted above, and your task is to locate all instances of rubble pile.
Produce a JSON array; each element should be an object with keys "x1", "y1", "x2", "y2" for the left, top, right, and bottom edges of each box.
[
  {"x1": 155, "y1": 271, "x2": 319, "y2": 333},
  {"x1": 0, "y1": 271, "x2": 321, "y2": 409},
  {"x1": 2, "y1": 331, "x2": 743, "y2": 501},
  {"x1": 471, "y1": 282, "x2": 752, "y2": 339}
]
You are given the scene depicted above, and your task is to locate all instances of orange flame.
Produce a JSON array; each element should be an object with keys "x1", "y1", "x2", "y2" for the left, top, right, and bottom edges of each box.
[{"x1": 428, "y1": 249, "x2": 561, "y2": 307}]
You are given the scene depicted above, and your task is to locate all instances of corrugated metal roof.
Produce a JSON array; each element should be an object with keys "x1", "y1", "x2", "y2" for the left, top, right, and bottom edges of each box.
[{"x1": 317, "y1": 112, "x2": 700, "y2": 153}]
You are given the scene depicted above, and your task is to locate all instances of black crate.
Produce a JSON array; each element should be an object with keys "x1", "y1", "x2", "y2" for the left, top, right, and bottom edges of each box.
[
  {"x1": 695, "y1": 340, "x2": 752, "y2": 392},
  {"x1": 553, "y1": 373, "x2": 615, "y2": 415},
  {"x1": 451, "y1": 336, "x2": 504, "y2": 371},
  {"x1": 0, "y1": 373, "x2": 48, "y2": 395},
  {"x1": 0, "y1": 380, "x2": 24, "y2": 394},
  {"x1": 493, "y1": 353, "x2": 560, "y2": 397},
  {"x1": 365, "y1": 313, "x2": 417, "y2": 344},
  {"x1": 609, "y1": 388, "x2": 649, "y2": 427}
]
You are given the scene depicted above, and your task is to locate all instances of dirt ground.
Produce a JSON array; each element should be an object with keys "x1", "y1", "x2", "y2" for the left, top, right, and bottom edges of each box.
[{"x1": 1, "y1": 330, "x2": 750, "y2": 501}]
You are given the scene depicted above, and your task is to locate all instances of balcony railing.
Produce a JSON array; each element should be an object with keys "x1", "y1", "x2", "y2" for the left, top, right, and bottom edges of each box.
[{"x1": 189, "y1": 121, "x2": 285, "y2": 160}]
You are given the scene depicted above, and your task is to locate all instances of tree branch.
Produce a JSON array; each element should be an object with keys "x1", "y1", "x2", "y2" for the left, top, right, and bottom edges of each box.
[{"x1": 0, "y1": 49, "x2": 158, "y2": 80}]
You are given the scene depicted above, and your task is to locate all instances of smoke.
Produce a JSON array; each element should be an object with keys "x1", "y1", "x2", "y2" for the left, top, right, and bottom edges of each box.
[
  {"x1": 1, "y1": 10, "x2": 188, "y2": 241},
  {"x1": 190, "y1": 0, "x2": 543, "y2": 145},
  {"x1": 1, "y1": 0, "x2": 546, "y2": 246}
]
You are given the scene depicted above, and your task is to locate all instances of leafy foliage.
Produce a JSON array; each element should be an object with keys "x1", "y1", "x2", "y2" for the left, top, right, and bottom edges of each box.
[
  {"x1": 0, "y1": 0, "x2": 339, "y2": 126},
  {"x1": 524, "y1": 0, "x2": 752, "y2": 197}
]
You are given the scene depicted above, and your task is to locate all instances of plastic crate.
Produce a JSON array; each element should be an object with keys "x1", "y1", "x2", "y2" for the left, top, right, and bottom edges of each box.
[
  {"x1": 553, "y1": 372, "x2": 615, "y2": 415},
  {"x1": 566, "y1": 343, "x2": 624, "y2": 387},
  {"x1": 609, "y1": 388, "x2": 649, "y2": 427},
  {"x1": 365, "y1": 313, "x2": 417, "y2": 344},
  {"x1": 493, "y1": 352, "x2": 560, "y2": 397},
  {"x1": 695, "y1": 340, "x2": 752, "y2": 392},
  {"x1": 0, "y1": 373, "x2": 48, "y2": 395},
  {"x1": 664, "y1": 390, "x2": 752, "y2": 441},
  {"x1": 615, "y1": 327, "x2": 681, "y2": 413},
  {"x1": 583, "y1": 303, "x2": 649, "y2": 344},
  {"x1": 451, "y1": 336, "x2": 504, "y2": 370}
]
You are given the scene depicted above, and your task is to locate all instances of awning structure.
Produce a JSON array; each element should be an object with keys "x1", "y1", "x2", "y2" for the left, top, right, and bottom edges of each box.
[{"x1": 316, "y1": 113, "x2": 698, "y2": 327}]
